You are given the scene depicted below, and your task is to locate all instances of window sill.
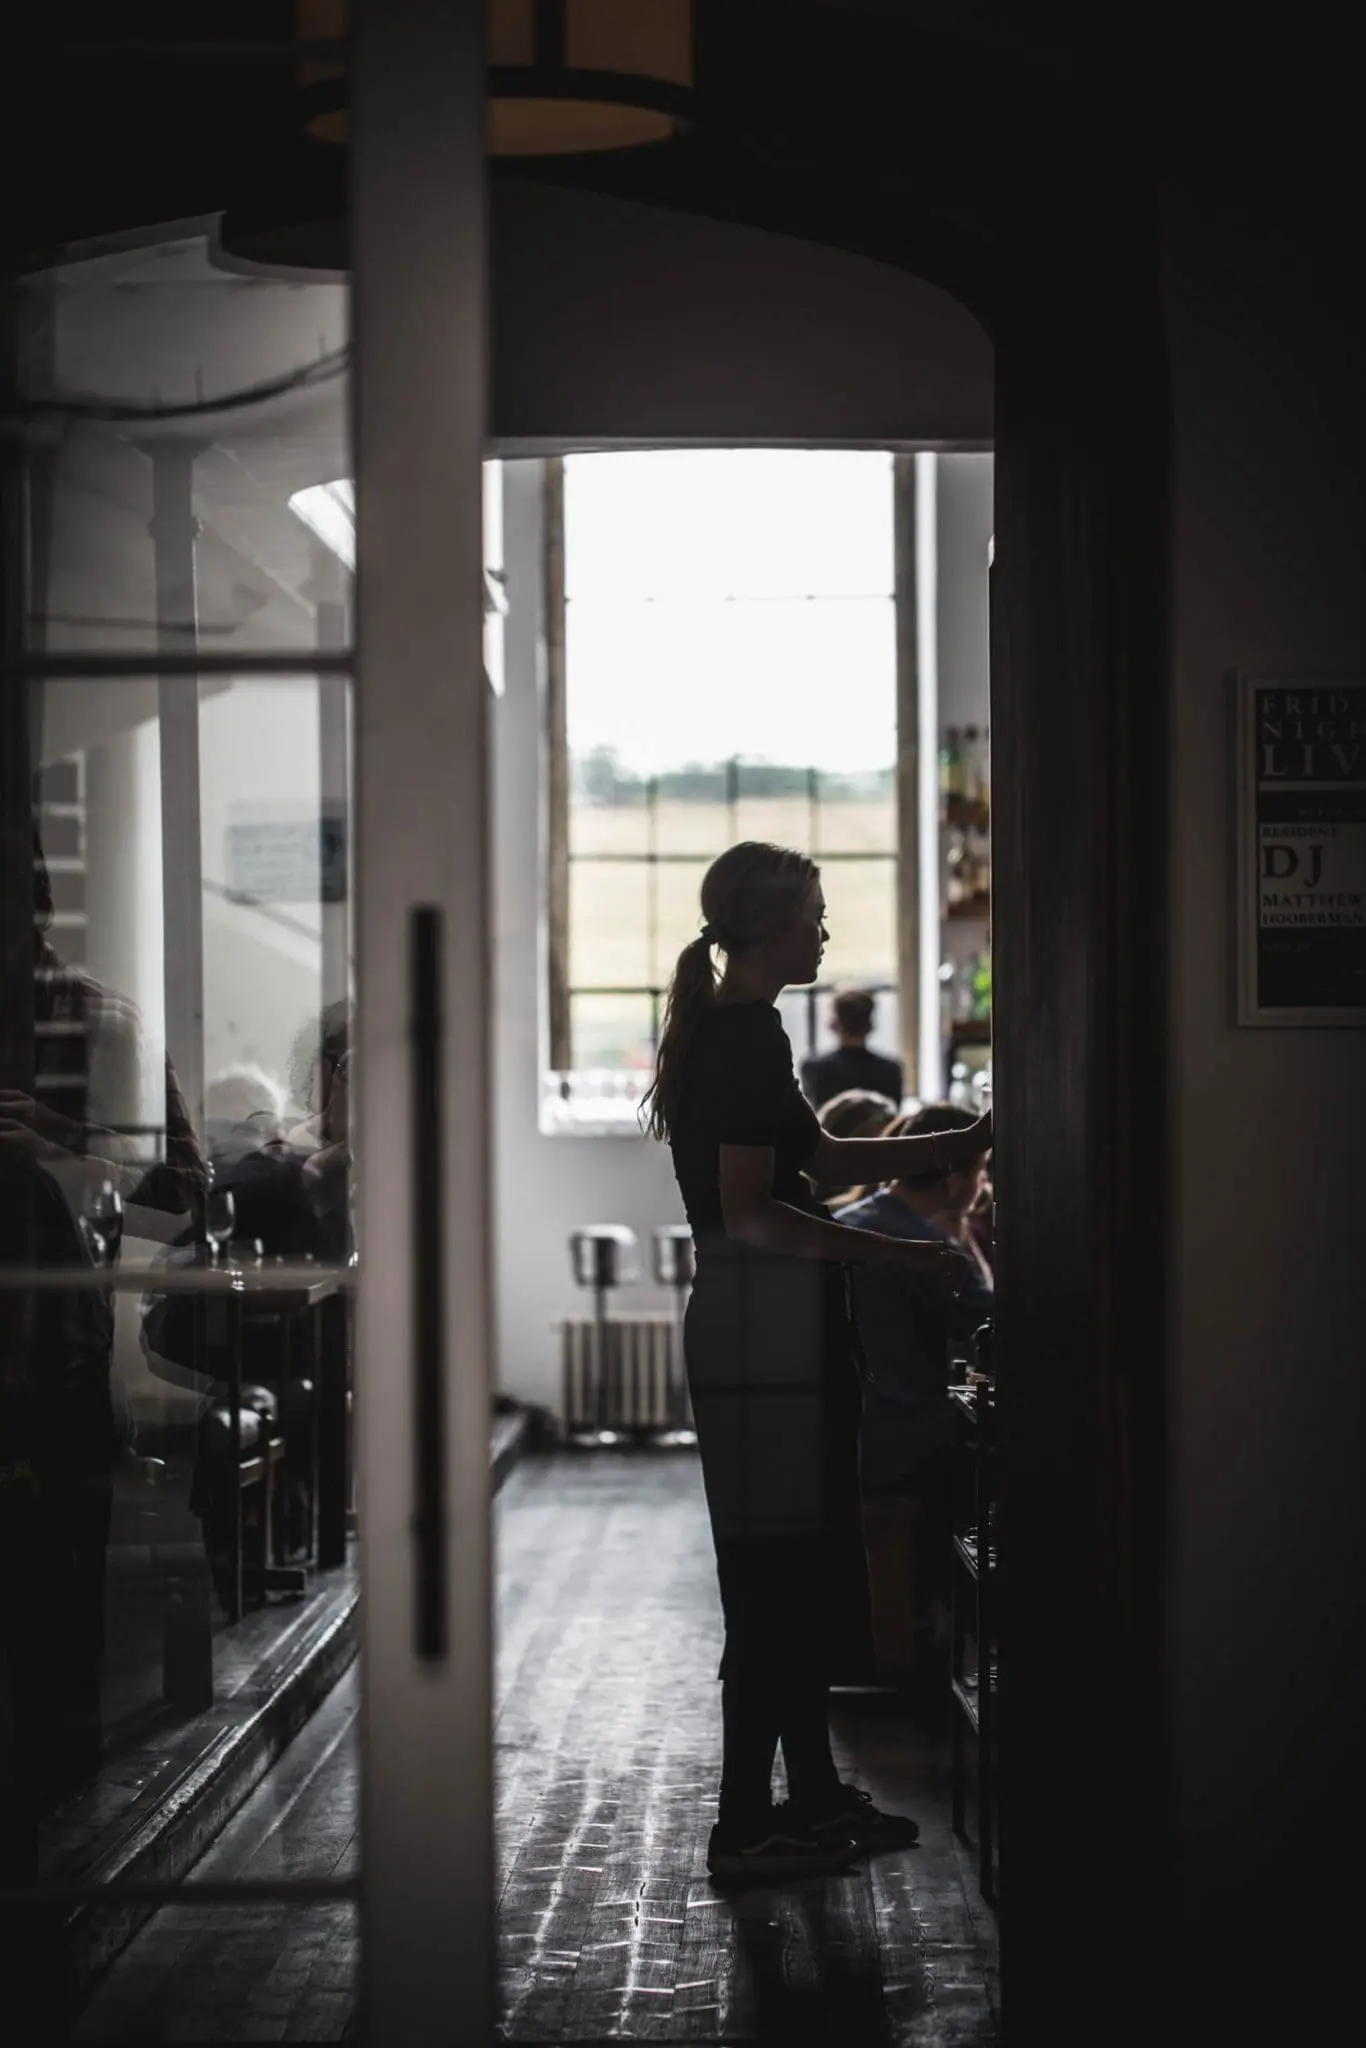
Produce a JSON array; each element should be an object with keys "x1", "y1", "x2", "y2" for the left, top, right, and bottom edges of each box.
[{"x1": 539, "y1": 1072, "x2": 650, "y2": 1139}]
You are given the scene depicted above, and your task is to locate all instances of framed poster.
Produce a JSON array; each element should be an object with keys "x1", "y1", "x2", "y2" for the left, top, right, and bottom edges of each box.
[{"x1": 1237, "y1": 676, "x2": 1366, "y2": 1025}]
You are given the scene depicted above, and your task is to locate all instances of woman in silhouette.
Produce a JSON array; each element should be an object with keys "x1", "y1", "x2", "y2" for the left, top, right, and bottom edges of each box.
[{"x1": 644, "y1": 841, "x2": 990, "y2": 1882}]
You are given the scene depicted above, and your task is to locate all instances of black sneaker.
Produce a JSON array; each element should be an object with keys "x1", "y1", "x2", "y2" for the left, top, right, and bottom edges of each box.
[
  {"x1": 800, "y1": 1783, "x2": 921, "y2": 1851},
  {"x1": 706, "y1": 1803, "x2": 860, "y2": 1883}
]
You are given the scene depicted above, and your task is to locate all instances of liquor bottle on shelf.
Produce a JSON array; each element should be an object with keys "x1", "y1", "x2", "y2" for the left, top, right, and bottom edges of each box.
[
  {"x1": 946, "y1": 829, "x2": 967, "y2": 907},
  {"x1": 948, "y1": 836, "x2": 983, "y2": 911},
  {"x1": 939, "y1": 727, "x2": 964, "y2": 808},
  {"x1": 970, "y1": 949, "x2": 992, "y2": 1021}
]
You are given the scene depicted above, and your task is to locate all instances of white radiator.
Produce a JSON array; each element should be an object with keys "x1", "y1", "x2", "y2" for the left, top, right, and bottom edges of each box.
[{"x1": 556, "y1": 1312, "x2": 693, "y2": 1436}]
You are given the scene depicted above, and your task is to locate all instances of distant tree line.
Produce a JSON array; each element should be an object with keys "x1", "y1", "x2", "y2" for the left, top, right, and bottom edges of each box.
[{"x1": 571, "y1": 745, "x2": 893, "y2": 806}]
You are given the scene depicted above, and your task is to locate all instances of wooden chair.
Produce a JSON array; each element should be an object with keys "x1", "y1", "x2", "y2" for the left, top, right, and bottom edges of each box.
[{"x1": 201, "y1": 1381, "x2": 288, "y2": 1619}]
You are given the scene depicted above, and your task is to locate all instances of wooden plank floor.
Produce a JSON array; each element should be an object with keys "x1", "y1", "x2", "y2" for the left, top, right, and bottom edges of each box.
[
  {"x1": 70, "y1": 1669, "x2": 361, "y2": 2042},
  {"x1": 70, "y1": 1452, "x2": 997, "y2": 2044},
  {"x1": 494, "y1": 1453, "x2": 997, "y2": 2047}
]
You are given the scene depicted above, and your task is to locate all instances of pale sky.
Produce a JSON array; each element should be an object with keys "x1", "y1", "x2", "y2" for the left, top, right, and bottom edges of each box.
[{"x1": 564, "y1": 450, "x2": 897, "y2": 777}]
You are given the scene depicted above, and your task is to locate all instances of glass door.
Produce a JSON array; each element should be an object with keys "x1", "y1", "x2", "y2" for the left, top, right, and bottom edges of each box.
[{"x1": 1, "y1": 8, "x2": 491, "y2": 2043}]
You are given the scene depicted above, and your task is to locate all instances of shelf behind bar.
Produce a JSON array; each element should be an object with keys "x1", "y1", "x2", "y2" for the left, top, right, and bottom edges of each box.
[{"x1": 942, "y1": 797, "x2": 991, "y2": 831}]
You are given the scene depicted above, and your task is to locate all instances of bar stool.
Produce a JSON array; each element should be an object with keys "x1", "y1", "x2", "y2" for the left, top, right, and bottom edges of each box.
[
  {"x1": 651, "y1": 1225, "x2": 697, "y2": 1448},
  {"x1": 567, "y1": 1226, "x2": 640, "y2": 1447}
]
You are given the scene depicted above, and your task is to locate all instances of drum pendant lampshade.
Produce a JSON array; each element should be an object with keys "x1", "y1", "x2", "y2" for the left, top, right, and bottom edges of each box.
[
  {"x1": 220, "y1": 3, "x2": 692, "y2": 269},
  {"x1": 489, "y1": 0, "x2": 695, "y2": 155},
  {"x1": 298, "y1": 1, "x2": 695, "y2": 157}
]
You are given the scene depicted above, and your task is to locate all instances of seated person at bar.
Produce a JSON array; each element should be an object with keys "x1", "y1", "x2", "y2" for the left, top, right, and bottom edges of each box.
[
  {"x1": 800, "y1": 988, "x2": 903, "y2": 1111},
  {"x1": 143, "y1": 1040, "x2": 352, "y2": 1603},
  {"x1": 809, "y1": 1087, "x2": 900, "y2": 1209},
  {"x1": 143, "y1": 1137, "x2": 318, "y2": 1605},
  {"x1": 286, "y1": 999, "x2": 350, "y2": 1158},
  {"x1": 968, "y1": 1154, "x2": 994, "y2": 1272},
  {"x1": 839, "y1": 1104, "x2": 994, "y2": 1654},
  {"x1": 205, "y1": 1064, "x2": 289, "y2": 1167},
  {"x1": 841, "y1": 1103, "x2": 993, "y2": 1487}
]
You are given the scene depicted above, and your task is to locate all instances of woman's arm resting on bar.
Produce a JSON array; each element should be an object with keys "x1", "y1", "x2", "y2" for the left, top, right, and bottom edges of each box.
[
  {"x1": 719, "y1": 1144, "x2": 974, "y2": 1284},
  {"x1": 811, "y1": 1108, "x2": 991, "y2": 1186}
]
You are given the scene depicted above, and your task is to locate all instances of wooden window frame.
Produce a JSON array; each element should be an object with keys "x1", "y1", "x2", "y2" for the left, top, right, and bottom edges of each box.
[{"x1": 543, "y1": 449, "x2": 911, "y2": 1084}]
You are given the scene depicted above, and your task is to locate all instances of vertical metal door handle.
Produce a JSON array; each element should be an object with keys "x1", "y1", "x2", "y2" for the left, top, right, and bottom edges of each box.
[{"x1": 410, "y1": 905, "x2": 446, "y2": 1660}]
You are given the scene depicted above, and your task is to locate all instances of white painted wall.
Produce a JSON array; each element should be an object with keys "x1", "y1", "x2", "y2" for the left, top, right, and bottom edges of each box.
[
  {"x1": 492, "y1": 461, "x2": 684, "y2": 1411},
  {"x1": 492, "y1": 180, "x2": 993, "y2": 447},
  {"x1": 83, "y1": 717, "x2": 165, "y2": 1134}
]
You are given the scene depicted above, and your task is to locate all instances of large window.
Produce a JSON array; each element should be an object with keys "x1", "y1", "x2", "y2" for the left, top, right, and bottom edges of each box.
[{"x1": 546, "y1": 450, "x2": 903, "y2": 1130}]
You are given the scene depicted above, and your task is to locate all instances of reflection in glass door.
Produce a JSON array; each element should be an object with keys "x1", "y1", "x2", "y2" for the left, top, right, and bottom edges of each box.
[
  {"x1": 1, "y1": 199, "x2": 362, "y2": 2036},
  {"x1": 2, "y1": 11, "x2": 492, "y2": 2044}
]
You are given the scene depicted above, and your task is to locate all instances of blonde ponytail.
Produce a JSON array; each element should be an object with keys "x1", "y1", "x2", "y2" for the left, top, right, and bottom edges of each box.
[
  {"x1": 639, "y1": 933, "x2": 718, "y2": 1142},
  {"x1": 640, "y1": 840, "x2": 819, "y2": 1144}
]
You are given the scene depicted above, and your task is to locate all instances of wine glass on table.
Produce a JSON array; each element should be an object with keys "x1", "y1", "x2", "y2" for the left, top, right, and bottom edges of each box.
[
  {"x1": 205, "y1": 1184, "x2": 236, "y2": 1265},
  {"x1": 81, "y1": 1177, "x2": 124, "y2": 1268}
]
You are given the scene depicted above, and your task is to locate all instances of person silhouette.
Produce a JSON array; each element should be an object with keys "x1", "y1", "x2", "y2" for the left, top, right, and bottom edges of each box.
[
  {"x1": 642, "y1": 840, "x2": 987, "y2": 1882},
  {"x1": 800, "y1": 988, "x2": 903, "y2": 1111}
]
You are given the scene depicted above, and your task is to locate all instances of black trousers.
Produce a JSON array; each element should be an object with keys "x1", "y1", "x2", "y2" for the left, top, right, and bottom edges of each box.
[
  {"x1": 685, "y1": 1251, "x2": 873, "y2": 1822},
  {"x1": 718, "y1": 1668, "x2": 842, "y2": 1827}
]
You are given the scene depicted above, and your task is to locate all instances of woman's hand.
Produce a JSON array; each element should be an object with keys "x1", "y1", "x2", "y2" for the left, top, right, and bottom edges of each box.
[
  {"x1": 884, "y1": 1236, "x2": 978, "y2": 1292},
  {"x1": 948, "y1": 1108, "x2": 991, "y2": 1163}
]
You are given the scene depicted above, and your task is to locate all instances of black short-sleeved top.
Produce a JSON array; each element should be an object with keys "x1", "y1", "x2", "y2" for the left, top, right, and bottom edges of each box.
[{"x1": 670, "y1": 1002, "x2": 827, "y2": 1240}]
